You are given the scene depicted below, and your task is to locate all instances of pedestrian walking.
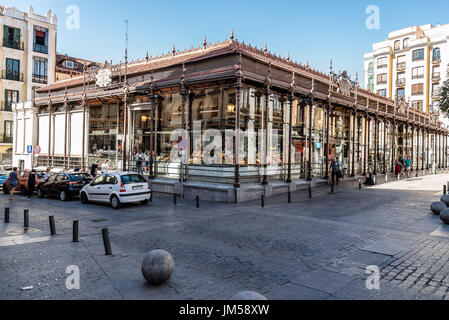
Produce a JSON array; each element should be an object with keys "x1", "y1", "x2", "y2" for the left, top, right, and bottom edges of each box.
[
  {"x1": 330, "y1": 158, "x2": 341, "y2": 185},
  {"x1": 144, "y1": 151, "x2": 150, "y2": 173},
  {"x1": 27, "y1": 169, "x2": 36, "y2": 199},
  {"x1": 8, "y1": 168, "x2": 18, "y2": 201},
  {"x1": 101, "y1": 160, "x2": 110, "y2": 174},
  {"x1": 405, "y1": 156, "x2": 412, "y2": 178},
  {"x1": 135, "y1": 151, "x2": 144, "y2": 175},
  {"x1": 91, "y1": 161, "x2": 99, "y2": 177},
  {"x1": 395, "y1": 159, "x2": 402, "y2": 176}
]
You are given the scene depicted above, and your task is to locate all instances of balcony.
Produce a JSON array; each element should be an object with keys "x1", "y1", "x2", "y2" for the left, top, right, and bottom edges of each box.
[
  {"x1": 432, "y1": 89, "x2": 441, "y2": 99},
  {"x1": 33, "y1": 43, "x2": 48, "y2": 54},
  {"x1": 397, "y1": 62, "x2": 406, "y2": 71},
  {"x1": 433, "y1": 58, "x2": 441, "y2": 65},
  {"x1": 1, "y1": 135, "x2": 12, "y2": 144},
  {"x1": 3, "y1": 39, "x2": 24, "y2": 51},
  {"x1": 396, "y1": 78, "x2": 406, "y2": 87},
  {"x1": 1, "y1": 70, "x2": 23, "y2": 82},
  {"x1": 32, "y1": 74, "x2": 48, "y2": 84},
  {"x1": 432, "y1": 72, "x2": 441, "y2": 82},
  {"x1": 0, "y1": 102, "x2": 13, "y2": 112},
  {"x1": 377, "y1": 64, "x2": 388, "y2": 69}
]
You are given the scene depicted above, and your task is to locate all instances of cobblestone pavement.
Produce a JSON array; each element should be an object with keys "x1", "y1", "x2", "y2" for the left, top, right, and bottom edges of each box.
[{"x1": 1, "y1": 174, "x2": 449, "y2": 300}]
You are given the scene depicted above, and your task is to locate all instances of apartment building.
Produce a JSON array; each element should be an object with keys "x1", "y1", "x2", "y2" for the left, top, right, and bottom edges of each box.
[
  {"x1": 0, "y1": 5, "x2": 57, "y2": 167},
  {"x1": 364, "y1": 24, "x2": 449, "y2": 122}
]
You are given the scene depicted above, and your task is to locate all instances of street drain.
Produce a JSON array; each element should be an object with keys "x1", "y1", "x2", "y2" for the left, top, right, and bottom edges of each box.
[{"x1": 90, "y1": 219, "x2": 108, "y2": 223}]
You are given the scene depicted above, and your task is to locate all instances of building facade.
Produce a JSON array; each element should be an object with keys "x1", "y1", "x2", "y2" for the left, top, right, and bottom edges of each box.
[
  {"x1": 55, "y1": 53, "x2": 99, "y2": 82},
  {"x1": 12, "y1": 37, "x2": 449, "y2": 201},
  {"x1": 364, "y1": 24, "x2": 449, "y2": 123},
  {"x1": 1, "y1": 5, "x2": 57, "y2": 168}
]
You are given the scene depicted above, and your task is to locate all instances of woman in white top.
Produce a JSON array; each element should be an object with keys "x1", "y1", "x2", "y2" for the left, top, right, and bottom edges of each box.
[{"x1": 101, "y1": 160, "x2": 110, "y2": 174}]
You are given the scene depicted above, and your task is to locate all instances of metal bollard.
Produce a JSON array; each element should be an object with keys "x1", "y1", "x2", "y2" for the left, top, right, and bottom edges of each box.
[
  {"x1": 308, "y1": 184, "x2": 312, "y2": 199},
  {"x1": 73, "y1": 220, "x2": 79, "y2": 243},
  {"x1": 101, "y1": 228, "x2": 112, "y2": 256},
  {"x1": 447, "y1": 182, "x2": 449, "y2": 195},
  {"x1": 331, "y1": 183, "x2": 334, "y2": 193},
  {"x1": 173, "y1": 194, "x2": 177, "y2": 205},
  {"x1": 4, "y1": 208, "x2": 9, "y2": 223},
  {"x1": 288, "y1": 191, "x2": 291, "y2": 204},
  {"x1": 196, "y1": 196, "x2": 199, "y2": 208},
  {"x1": 24, "y1": 209, "x2": 29, "y2": 228},
  {"x1": 150, "y1": 192, "x2": 153, "y2": 203},
  {"x1": 359, "y1": 179, "x2": 362, "y2": 189},
  {"x1": 444, "y1": 185, "x2": 447, "y2": 196},
  {"x1": 49, "y1": 216, "x2": 56, "y2": 235},
  {"x1": 261, "y1": 195, "x2": 265, "y2": 208}
]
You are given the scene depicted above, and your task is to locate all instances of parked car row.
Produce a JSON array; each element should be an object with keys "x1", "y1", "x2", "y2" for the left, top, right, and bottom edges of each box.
[{"x1": 2, "y1": 171, "x2": 151, "y2": 209}]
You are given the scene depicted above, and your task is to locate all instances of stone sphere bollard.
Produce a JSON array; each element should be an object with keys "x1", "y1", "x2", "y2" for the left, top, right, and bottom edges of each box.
[
  {"x1": 441, "y1": 195, "x2": 449, "y2": 207},
  {"x1": 231, "y1": 291, "x2": 267, "y2": 300},
  {"x1": 141, "y1": 250, "x2": 174, "y2": 285},
  {"x1": 441, "y1": 208, "x2": 449, "y2": 225},
  {"x1": 431, "y1": 202, "x2": 447, "y2": 215}
]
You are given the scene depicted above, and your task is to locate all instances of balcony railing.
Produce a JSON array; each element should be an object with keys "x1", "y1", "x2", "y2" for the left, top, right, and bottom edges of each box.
[
  {"x1": 377, "y1": 80, "x2": 387, "y2": 85},
  {"x1": 396, "y1": 78, "x2": 406, "y2": 86},
  {"x1": 33, "y1": 43, "x2": 48, "y2": 54},
  {"x1": 432, "y1": 72, "x2": 441, "y2": 81},
  {"x1": 432, "y1": 89, "x2": 441, "y2": 98},
  {"x1": 412, "y1": 74, "x2": 424, "y2": 80},
  {"x1": 433, "y1": 58, "x2": 441, "y2": 64},
  {"x1": 0, "y1": 102, "x2": 13, "y2": 112},
  {"x1": 2, "y1": 135, "x2": 12, "y2": 144},
  {"x1": 3, "y1": 39, "x2": 24, "y2": 50},
  {"x1": 377, "y1": 64, "x2": 388, "y2": 69},
  {"x1": 397, "y1": 62, "x2": 406, "y2": 71},
  {"x1": 1, "y1": 70, "x2": 23, "y2": 82},
  {"x1": 32, "y1": 74, "x2": 48, "y2": 84}
]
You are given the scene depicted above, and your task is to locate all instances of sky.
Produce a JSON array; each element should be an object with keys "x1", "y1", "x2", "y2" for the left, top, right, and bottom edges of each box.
[{"x1": 5, "y1": 0, "x2": 449, "y2": 85}]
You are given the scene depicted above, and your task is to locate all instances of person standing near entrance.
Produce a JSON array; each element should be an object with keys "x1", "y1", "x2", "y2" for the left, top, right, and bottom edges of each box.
[
  {"x1": 27, "y1": 169, "x2": 36, "y2": 200},
  {"x1": 144, "y1": 151, "x2": 150, "y2": 173},
  {"x1": 135, "y1": 151, "x2": 144, "y2": 175},
  {"x1": 8, "y1": 168, "x2": 18, "y2": 201}
]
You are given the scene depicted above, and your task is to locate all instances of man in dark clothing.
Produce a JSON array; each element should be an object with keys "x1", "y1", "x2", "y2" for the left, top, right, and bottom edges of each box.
[
  {"x1": 330, "y1": 158, "x2": 341, "y2": 185},
  {"x1": 91, "y1": 161, "x2": 99, "y2": 178},
  {"x1": 27, "y1": 170, "x2": 36, "y2": 199}
]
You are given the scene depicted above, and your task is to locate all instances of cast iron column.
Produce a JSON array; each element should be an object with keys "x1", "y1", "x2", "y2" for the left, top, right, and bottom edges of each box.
[
  {"x1": 324, "y1": 103, "x2": 330, "y2": 180},
  {"x1": 363, "y1": 113, "x2": 367, "y2": 176},
  {"x1": 383, "y1": 118, "x2": 387, "y2": 174},
  {"x1": 286, "y1": 82, "x2": 294, "y2": 183},
  {"x1": 374, "y1": 116, "x2": 378, "y2": 175},
  {"x1": 234, "y1": 58, "x2": 243, "y2": 188},
  {"x1": 351, "y1": 110, "x2": 356, "y2": 176},
  {"x1": 149, "y1": 76, "x2": 155, "y2": 179},
  {"x1": 307, "y1": 96, "x2": 313, "y2": 181},
  {"x1": 262, "y1": 66, "x2": 271, "y2": 185}
]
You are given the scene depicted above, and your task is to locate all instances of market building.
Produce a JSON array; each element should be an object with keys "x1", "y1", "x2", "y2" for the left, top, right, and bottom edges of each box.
[{"x1": 12, "y1": 35, "x2": 449, "y2": 201}]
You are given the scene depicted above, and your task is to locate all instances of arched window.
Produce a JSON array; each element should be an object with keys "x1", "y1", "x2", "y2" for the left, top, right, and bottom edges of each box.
[
  {"x1": 368, "y1": 62, "x2": 374, "y2": 73},
  {"x1": 403, "y1": 38, "x2": 409, "y2": 49},
  {"x1": 433, "y1": 48, "x2": 441, "y2": 61},
  {"x1": 394, "y1": 40, "x2": 401, "y2": 51}
]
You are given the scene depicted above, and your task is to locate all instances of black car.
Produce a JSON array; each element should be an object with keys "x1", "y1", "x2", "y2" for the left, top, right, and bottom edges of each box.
[{"x1": 37, "y1": 173, "x2": 92, "y2": 201}]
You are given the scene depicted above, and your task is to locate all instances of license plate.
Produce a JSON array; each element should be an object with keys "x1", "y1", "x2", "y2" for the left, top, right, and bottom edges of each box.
[{"x1": 132, "y1": 185, "x2": 143, "y2": 191}]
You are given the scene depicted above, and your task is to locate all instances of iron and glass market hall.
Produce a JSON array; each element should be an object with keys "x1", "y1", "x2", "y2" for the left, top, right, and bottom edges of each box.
[{"x1": 16, "y1": 36, "x2": 449, "y2": 202}]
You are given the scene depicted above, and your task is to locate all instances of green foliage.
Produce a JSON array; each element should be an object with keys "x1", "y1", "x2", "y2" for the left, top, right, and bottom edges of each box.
[{"x1": 438, "y1": 79, "x2": 449, "y2": 117}]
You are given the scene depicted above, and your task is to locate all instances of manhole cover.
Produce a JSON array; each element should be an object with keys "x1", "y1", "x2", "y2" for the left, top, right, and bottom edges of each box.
[
  {"x1": 90, "y1": 219, "x2": 107, "y2": 223},
  {"x1": 6, "y1": 228, "x2": 39, "y2": 235}
]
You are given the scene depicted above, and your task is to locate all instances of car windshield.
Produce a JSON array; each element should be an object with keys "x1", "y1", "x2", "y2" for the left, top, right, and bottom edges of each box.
[
  {"x1": 69, "y1": 174, "x2": 91, "y2": 181},
  {"x1": 121, "y1": 174, "x2": 147, "y2": 185}
]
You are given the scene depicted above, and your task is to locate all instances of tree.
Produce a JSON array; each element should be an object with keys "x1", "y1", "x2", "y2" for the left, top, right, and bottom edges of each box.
[{"x1": 437, "y1": 79, "x2": 449, "y2": 117}]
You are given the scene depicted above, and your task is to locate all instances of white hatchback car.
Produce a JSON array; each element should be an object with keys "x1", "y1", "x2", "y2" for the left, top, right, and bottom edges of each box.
[{"x1": 80, "y1": 172, "x2": 151, "y2": 209}]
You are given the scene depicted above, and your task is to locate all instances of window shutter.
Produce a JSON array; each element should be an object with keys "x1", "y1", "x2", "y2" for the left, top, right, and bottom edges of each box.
[
  {"x1": 14, "y1": 27, "x2": 20, "y2": 44},
  {"x1": 3, "y1": 25, "x2": 7, "y2": 42}
]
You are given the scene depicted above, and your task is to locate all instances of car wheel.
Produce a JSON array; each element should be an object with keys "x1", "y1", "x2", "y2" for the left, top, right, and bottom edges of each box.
[
  {"x1": 140, "y1": 199, "x2": 149, "y2": 205},
  {"x1": 80, "y1": 192, "x2": 89, "y2": 204},
  {"x1": 59, "y1": 190, "x2": 68, "y2": 201},
  {"x1": 3, "y1": 184, "x2": 8, "y2": 194},
  {"x1": 37, "y1": 188, "x2": 44, "y2": 198},
  {"x1": 110, "y1": 195, "x2": 121, "y2": 209}
]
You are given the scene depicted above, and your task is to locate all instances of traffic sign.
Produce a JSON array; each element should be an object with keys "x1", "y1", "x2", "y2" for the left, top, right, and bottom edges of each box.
[
  {"x1": 33, "y1": 146, "x2": 41, "y2": 154},
  {"x1": 27, "y1": 145, "x2": 33, "y2": 154},
  {"x1": 177, "y1": 137, "x2": 186, "y2": 150}
]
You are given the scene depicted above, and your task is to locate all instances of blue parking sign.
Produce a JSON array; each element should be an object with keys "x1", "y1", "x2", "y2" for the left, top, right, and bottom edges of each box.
[{"x1": 27, "y1": 145, "x2": 33, "y2": 154}]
